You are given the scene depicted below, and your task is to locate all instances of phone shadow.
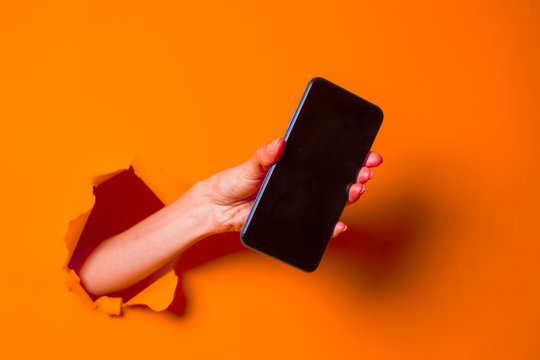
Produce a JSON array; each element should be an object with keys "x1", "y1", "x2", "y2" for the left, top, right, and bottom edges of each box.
[
  {"x1": 326, "y1": 190, "x2": 436, "y2": 294},
  {"x1": 160, "y1": 191, "x2": 435, "y2": 318}
]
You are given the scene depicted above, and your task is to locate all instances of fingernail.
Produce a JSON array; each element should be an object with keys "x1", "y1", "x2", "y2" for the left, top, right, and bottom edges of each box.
[
  {"x1": 270, "y1": 138, "x2": 281, "y2": 153},
  {"x1": 369, "y1": 169, "x2": 374, "y2": 179},
  {"x1": 360, "y1": 184, "x2": 366, "y2": 194},
  {"x1": 343, "y1": 224, "x2": 348, "y2": 232}
]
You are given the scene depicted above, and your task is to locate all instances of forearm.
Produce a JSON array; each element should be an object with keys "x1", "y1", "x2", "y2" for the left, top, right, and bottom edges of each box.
[{"x1": 78, "y1": 181, "x2": 217, "y2": 297}]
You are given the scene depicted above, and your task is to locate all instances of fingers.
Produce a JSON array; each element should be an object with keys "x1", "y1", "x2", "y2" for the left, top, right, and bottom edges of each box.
[
  {"x1": 357, "y1": 167, "x2": 373, "y2": 184},
  {"x1": 347, "y1": 183, "x2": 365, "y2": 205},
  {"x1": 332, "y1": 221, "x2": 347, "y2": 238},
  {"x1": 364, "y1": 151, "x2": 383, "y2": 168},
  {"x1": 240, "y1": 138, "x2": 285, "y2": 180},
  {"x1": 348, "y1": 150, "x2": 383, "y2": 205}
]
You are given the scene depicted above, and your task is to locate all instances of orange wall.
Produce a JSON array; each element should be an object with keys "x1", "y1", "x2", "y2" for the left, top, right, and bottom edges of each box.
[{"x1": 1, "y1": 0, "x2": 539, "y2": 358}]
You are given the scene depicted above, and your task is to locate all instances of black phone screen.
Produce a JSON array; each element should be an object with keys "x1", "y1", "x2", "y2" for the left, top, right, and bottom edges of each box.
[{"x1": 241, "y1": 77, "x2": 383, "y2": 272}]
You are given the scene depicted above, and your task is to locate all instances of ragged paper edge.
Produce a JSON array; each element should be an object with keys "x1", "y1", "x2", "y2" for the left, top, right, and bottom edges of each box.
[{"x1": 62, "y1": 160, "x2": 191, "y2": 316}]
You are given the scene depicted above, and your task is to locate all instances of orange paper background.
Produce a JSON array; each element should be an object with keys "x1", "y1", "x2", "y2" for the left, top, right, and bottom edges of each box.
[{"x1": 1, "y1": 0, "x2": 539, "y2": 358}]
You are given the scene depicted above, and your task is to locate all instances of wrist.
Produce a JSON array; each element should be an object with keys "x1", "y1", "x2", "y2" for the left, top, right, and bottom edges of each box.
[
  {"x1": 167, "y1": 179, "x2": 219, "y2": 242},
  {"x1": 188, "y1": 178, "x2": 224, "y2": 235}
]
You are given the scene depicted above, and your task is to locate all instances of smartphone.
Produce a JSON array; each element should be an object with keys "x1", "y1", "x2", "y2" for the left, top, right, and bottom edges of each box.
[{"x1": 240, "y1": 77, "x2": 383, "y2": 272}]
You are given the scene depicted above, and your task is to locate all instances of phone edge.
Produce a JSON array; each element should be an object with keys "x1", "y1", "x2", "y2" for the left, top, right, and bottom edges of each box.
[{"x1": 239, "y1": 77, "x2": 318, "y2": 245}]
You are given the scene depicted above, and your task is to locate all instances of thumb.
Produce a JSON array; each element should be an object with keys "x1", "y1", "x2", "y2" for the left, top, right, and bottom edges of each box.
[{"x1": 240, "y1": 138, "x2": 285, "y2": 181}]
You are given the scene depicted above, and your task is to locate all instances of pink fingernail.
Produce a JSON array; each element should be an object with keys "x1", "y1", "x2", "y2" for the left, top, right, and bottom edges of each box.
[{"x1": 271, "y1": 138, "x2": 281, "y2": 153}]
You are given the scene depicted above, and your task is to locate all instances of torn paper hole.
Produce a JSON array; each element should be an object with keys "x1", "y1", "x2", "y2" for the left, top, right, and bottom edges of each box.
[{"x1": 62, "y1": 163, "x2": 190, "y2": 316}]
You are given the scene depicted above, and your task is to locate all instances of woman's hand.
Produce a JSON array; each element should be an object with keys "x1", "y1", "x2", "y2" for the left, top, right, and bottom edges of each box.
[
  {"x1": 201, "y1": 138, "x2": 383, "y2": 236},
  {"x1": 78, "y1": 138, "x2": 382, "y2": 296}
]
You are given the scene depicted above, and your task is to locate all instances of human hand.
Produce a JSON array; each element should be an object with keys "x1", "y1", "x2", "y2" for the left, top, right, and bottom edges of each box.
[{"x1": 201, "y1": 138, "x2": 383, "y2": 236}]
